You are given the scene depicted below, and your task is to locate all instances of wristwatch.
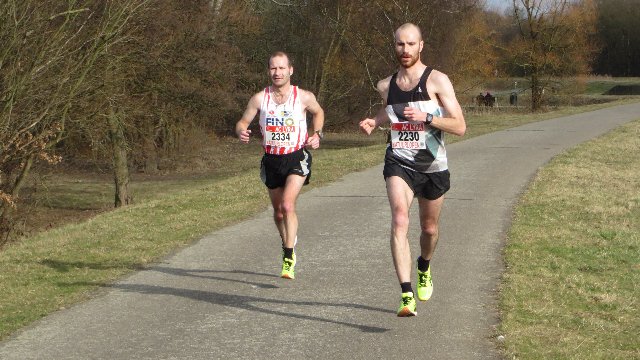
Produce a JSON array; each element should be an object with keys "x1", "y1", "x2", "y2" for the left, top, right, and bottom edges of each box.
[
  {"x1": 426, "y1": 113, "x2": 433, "y2": 125},
  {"x1": 314, "y1": 130, "x2": 324, "y2": 139}
]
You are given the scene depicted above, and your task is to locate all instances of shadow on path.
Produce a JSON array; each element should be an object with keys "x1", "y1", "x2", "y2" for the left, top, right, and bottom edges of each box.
[
  {"x1": 55, "y1": 265, "x2": 393, "y2": 333},
  {"x1": 112, "y1": 282, "x2": 391, "y2": 333},
  {"x1": 151, "y1": 266, "x2": 280, "y2": 289}
]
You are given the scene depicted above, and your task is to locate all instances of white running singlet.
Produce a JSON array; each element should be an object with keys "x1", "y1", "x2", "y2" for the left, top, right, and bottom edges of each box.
[{"x1": 259, "y1": 86, "x2": 308, "y2": 155}]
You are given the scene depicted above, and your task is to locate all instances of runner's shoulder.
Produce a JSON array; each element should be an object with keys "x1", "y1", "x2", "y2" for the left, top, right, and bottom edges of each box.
[
  {"x1": 377, "y1": 76, "x2": 392, "y2": 91},
  {"x1": 427, "y1": 70, "x2": 453, "y2": 91},
  {"x1": 248, "y1": 90, "x2": 265, "y2": 107},
  {"x1": 297, "y1": 87, "x2": 319, "y2": 104},
  {"x1": 376, "y1": 76, "x2": 393, "y2": 99}
]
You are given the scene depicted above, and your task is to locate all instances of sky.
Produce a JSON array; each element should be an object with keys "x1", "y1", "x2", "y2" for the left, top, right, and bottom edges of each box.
[{"x1": 485, "y1": 0, "x2": 511, "y2": 13}]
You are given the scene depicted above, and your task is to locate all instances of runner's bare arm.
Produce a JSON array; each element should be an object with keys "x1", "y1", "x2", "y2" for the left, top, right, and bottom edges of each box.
[
  {"x1": 429, "y1": 71, "x2": 466, "y2": 136},
  {"x1": 302, "y1": 90, "x2": 324, "y2": 149},
  {"x1": 303, "y1": 90, "x2": 324, "y2": 134},
  {"x1": 235, "y1": 92, "x2": 263, "y2": 143},
  {"x1": 360, "y1": 77, "x2": 391, "y2": 135},
  {"x1": 403, "y1": 71, "x2": 466, "y2": 136}
]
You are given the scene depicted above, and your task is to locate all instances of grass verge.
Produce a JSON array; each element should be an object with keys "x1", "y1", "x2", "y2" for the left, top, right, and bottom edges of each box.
[
  {"x1": 0, "y1": 99, "x2": 637, "y2": 340},
  {"x1": 499, "y1": 119, "x2": 639, "y2": 359}
]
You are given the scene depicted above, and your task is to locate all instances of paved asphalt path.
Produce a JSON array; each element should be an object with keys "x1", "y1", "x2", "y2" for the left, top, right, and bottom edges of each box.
[{"x1": 1, "y1": 103, "x2": 639, "y2": 360}]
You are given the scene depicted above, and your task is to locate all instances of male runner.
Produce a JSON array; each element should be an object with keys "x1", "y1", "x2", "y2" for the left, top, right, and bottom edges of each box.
[
  {"x1": 236, "y1": 51, "x2": 324, "y2": 279},
  {"x1": 359, "y1": 23, "x2": 466, "y2": 316}
]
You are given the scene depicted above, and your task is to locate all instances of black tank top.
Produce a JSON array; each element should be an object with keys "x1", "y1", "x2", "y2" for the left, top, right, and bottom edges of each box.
[
  {"x1": 384, "y1": 66, "x2": 448, "y2": 173},
  {"x1": 386, "y1": 67, "x2": 433, "y2": 114}
]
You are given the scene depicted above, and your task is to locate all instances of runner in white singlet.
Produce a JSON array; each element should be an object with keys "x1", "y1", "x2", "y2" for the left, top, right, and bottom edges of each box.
[
  {"x1": 235, "y1": 51, "x2": 324, "y2": 280},
  {"x1": 259, "y1": 85, "x2": 308, "y2": 155}
]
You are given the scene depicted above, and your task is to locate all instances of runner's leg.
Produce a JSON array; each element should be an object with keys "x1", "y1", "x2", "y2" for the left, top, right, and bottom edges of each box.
[
  {"x1": 386, "y1": 176, "x2": 415, "y2": 284},
  {"x1": 417, "y1": 195, "x2": 444, "y2": 261},
  {"x1": 268, "y1": 187, "x2": 286, "y2": 245},
  {"x1": 279, "y1": 174, "x2": 306, "y2": 249}
]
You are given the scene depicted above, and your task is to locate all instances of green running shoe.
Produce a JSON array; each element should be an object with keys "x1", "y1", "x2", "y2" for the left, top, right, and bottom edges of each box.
[
  {"x1": 397, "y1": 292, "x2": 417, "y2": 317},
  {"x1": 416, "y1": 265, "x2": 433, "y2": 301},
  {"x1": 280, "y1": 251, "x2": 296, "y2": 279}
]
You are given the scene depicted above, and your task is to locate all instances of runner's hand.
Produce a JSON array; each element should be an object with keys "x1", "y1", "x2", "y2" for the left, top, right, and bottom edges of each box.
[
  {"x1": 239, "y1": 129, "x2": 251, "y2": 143},
  {"x1": 403, "y1": 107, "x2": 426, "y2": 122},
  {"x1": 306, "y1": 133, "x2": 320, "y2": 149},
  {"x1": 359, "y1": 118, "x2": 376, "y2": 135}
]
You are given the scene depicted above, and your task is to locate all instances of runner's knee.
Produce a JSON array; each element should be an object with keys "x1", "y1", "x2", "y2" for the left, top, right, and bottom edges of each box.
[
  {"x1": 273, "y1": 209, "x2": 284, "y2": 222},
  {"x1": 280, "y1": 200, "x2": 296, "y2": 216},
  {"x1": 420, "y1": 223, "x2": 439, "y2": 238},
  {"x1": 391, "y1": 212, "x2": 410, "y2": 232}
]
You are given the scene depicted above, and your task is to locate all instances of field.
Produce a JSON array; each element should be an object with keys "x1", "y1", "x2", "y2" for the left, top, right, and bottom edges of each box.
[{"x1": 500, "y1": 118, "x2": 639, "y2": 359}]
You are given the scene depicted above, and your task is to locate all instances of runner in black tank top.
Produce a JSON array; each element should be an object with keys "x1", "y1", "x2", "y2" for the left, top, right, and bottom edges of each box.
[
  {"x1": 358, "y1": 23, "x2": 466, "y2": 317},
  {"x1": 385, "y1": 67, "x2": 448, "y2": 173}
]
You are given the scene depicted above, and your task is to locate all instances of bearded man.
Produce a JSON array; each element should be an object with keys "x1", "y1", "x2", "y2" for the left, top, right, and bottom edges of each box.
[{"x1": 359, "y1": 23, "x2": 466, "y2": 316}]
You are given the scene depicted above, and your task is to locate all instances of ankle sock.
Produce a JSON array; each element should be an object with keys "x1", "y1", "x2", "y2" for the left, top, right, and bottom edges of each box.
[
  {"x1": 400, "y1": 282, "x2": 413, "y2": 294},
  {"x1": 283, "y1": 247, "x2": 294, "y2": 259},
  {"x1": 417, "y1": 256, "x2": 430, "y2": 272}
]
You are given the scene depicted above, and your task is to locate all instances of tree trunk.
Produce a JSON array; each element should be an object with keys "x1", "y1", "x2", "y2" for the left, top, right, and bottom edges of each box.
[
  {"x1": 316, "y1": 4, "x2": 353, "y2": 106},
  {"x1": 108, "y1": 106, "x2": 131, "y2": 207},
  {"x1": 530, "y1": 72, "x2": 542, "y2": 112},
  {"x1": 0, "y1": 154, "x2": 34, "y2": 246},
  {"x1": 316, "y1": 34, "x2": 338, "y2": 105},
  {"x1": 142, "y1": 128, "x2": 159, "y2": 174}
]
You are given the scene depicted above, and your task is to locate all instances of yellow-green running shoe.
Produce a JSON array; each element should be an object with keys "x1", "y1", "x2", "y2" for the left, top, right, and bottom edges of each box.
[
  {"x1": 280, "y1": 251, "x2": 296, "y2": 279},
  {"x1": 397, "y1": 292, "x2": 417, "y2": 317},
  {"x1": 416, "y1": 265, "x2": 433, "y2": 301}
]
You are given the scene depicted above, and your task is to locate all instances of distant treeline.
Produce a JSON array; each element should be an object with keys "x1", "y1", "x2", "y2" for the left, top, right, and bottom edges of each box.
[{"x1": 0, "y1": 0, "x2": 637, "y2": 241}]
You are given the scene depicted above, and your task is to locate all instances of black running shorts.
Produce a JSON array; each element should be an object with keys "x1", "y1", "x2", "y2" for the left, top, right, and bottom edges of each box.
[
  {"x1": 260, "y1": 148, "x2": 312, "y2": 189},
  {"x1": 383, "y1": 162, "x2": 450, "y2": 200}
]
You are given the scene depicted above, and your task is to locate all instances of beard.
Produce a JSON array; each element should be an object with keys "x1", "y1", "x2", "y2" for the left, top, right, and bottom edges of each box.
[{"x1": 397, "y1": 52, "x2": 420, "y2": 68}]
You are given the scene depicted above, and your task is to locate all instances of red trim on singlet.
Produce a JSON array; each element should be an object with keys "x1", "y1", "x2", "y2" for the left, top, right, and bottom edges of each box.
[
  {"x1": 262, "y1": 86, "x2": 307, "y2": 155},
  {"x1": 291, "y1": 86, "x2": 303, "y2": 151}
]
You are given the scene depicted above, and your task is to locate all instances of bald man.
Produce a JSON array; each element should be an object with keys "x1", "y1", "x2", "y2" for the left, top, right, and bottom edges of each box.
[{"x1": 359, "y1": 23, "x2": 466, "y2": 316}]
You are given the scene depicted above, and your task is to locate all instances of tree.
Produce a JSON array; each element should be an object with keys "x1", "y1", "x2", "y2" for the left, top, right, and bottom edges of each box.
[
  {"x1": 61, "y1": 0, "x2": 260, "y2": 205},
  {"x1": 0, "y1": 0, "x2": 147, "y2": 243},
  {"x1": 509, "y1": 0, "x2": 599, "y2": 111},
  {"x1": 449, "y1": 7, "x2": 500, "y2": 85},
  {"x1": 594, "y1": 0, "x2": 640, "y2": 76},
  {"x1": 254, "y1": 0, "x2": 485, "y2": 125}
]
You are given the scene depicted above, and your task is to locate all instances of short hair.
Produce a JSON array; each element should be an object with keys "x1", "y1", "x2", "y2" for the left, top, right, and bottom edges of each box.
[
  {"x1": 395, "y1": 23, "x2": 423, "y2": 42},
  {"x1": 268, "y1": 51, "x2": 293, "y2": 68}
]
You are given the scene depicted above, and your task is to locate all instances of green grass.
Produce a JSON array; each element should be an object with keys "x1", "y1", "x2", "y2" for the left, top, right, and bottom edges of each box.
[
  {"x1": 584, "y1": 77, "x2": 640, "y2": 95},
  {"x1": 0, "y1": 98, "x2": 638, "y2": 341},
  {"x1": 499, "y1": 119, "x2": 640, "y2": 359}
]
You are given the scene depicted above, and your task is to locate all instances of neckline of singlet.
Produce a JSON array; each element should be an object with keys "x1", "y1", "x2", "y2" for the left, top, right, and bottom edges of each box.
[
  {"x1": 269, "y1": 86, "x2": 293, "y2": 106},
  {"x1": 391, "y1": 66, "x2": 433, "y2": 95}
]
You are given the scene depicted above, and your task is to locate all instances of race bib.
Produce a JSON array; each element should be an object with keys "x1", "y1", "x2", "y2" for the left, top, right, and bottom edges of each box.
[
  {"x1": 265, "y1": 124, "x2": 297, "y2": 148},
  {"x1": 390, "y1": 123, "x2": 426, "y2": 149}
]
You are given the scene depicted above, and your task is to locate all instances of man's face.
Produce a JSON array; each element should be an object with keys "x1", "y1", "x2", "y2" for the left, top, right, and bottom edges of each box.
[
  {"x1": 394, "y1": 28, "x2": 423, "y2": 68},
  {"x1": 268, "y1": 55, "x2": 292, "y2": 87}
]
